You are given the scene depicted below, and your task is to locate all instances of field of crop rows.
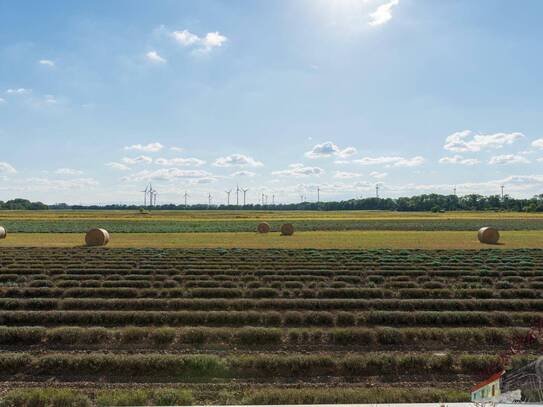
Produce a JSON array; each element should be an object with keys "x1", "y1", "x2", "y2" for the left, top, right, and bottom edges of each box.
[
  {"x1": 0, "y1": 247, "x2": 541, "y2": 404},
  {"x1": 2, "y1": 218, "x2": 543, "y2": 233}
]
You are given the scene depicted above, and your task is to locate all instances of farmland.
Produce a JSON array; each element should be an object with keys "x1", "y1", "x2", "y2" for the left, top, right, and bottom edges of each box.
[
  {"x1": 0, "y1": 246, "x2": 542, "y2": 404},
  {"x1": 1, "y1": 210, "x2": 543, "y2": 233}
]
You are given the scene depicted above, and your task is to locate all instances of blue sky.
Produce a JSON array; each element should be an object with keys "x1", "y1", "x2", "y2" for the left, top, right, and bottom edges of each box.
[{"x1": 1, "y1": 0, "x2": 543, "y2": 205}]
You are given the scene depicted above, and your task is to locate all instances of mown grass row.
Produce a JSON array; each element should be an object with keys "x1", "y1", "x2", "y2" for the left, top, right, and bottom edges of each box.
[
  {"x1": 2, "y1": 287, "x2": 542, "y2": 300},
  {"x1": 2, "y1": 297, "x2": 543, "y2": 312},
  {"x1": 0, "y1": 310, "x2": 539, "y2": 327},
  {"x1": 3, "y1": 218, "x2": 543, "y2": 232},
  {"x1": 0, "y1": 386, "x2": 470, "y2": 406},
  {"x1": 0, "y1": 326, "x2": 528, "y2": 348},
  {"x1": 0, "y1": 351, "x2": 522, "y2": 378}
]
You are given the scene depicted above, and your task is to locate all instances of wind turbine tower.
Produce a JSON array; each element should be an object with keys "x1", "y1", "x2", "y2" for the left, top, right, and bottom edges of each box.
[
  {"x1": 208, "y1": 193, "x2": 212, "y2": 207},
  {"x1": 141, "y1": 184, "x2": 149, "y2": 206},
  {"x1": 236, "y1": 184, "x2": 240, "y2": 206},
  {"x1": 241, "y1": 188, "x2": 248, "y2": 206},
  {"x1": 225, "y1": 189, "x2": 232, "y2": 205},
  {"x1": 183, "y1": 191, "x2": 189, "y2": 208},
  {"x1": 317, "y1": 186, "x2": 320, "y2": 203},
  {"x1": 376, "y1": 184, "x2": 380, "y2": 199},
  {"x1": 501, "y1": 185, "x2": 505, "y2": 200}
]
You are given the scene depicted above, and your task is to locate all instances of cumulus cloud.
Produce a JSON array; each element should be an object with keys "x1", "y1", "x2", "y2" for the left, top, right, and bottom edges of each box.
[
  {"x1": 124, "y1": 142, "x2": 163, "y2": 152},
  {"x1": 5, "y1": 88, "x2": 31, "y2": 95},
  {"x1": 532, "y1": 139, "x2": 543, "y2": 149},
  {"x1": 0, "y1": 98, "x2": 5, "y2": 104},
  {"x1": 231, "y1": 170, "x2": 256, "y2": 177},
  {"x1": 305, "y1": 141, "x2": 357, "y2": 159},
  {"x1": 121, "y1": 156, "x2": 153, "y2": 165},
  {"x1": 444, "y1": 130, "x2": 524, "y2": 152},
  {"x1": 170, "y1": 147, "x2": 184, "y2": 152},
  {"x1": 145, "y1": 51, "x2": 167, "y2": 64},
  {"x1": 0, "y1": 162, "x2": 17, "y2": 174},
  {"x1": 38, "y1": 59, "x2": 55, "y2": 67},
  {"x1": 488, "y1": 154, "x2": 530, "y2": 165},
  {"x1": 123, "y1": 168, "x2": 213, "y2": 182},
  {"x1": 214, "y1": 154, "x2": 263, "y2": 167},
  {"x1": 272, "y1": 163, "x2": 324, "y2": 177},
  {"x1": 105, "y1": 162, "x2": 130, "y2": 171},
  {"x1": 171, "y1": 29, "x2": 227, "y2": 53},
  {"x1": 370, "y1": 171, "x2": 388, "y2": 179},
  {"x1": 369, "y1": 0, "x2": 400, "y2": 26},
  {"x1": 354, "y1": 156, "x2": 425, "y2": 167},
  {"x1": 155, "y1": 157, "x2": 205, "y2": 166},
  {"x1": 334, "y1": 171, "x2": 362, "y2": 179},
  {"x1": 439, "y1": 155, "x2": 481, "y2": 166},
  {"x1": 54, "y1": 168, "x2": 83, "y2": 176}
]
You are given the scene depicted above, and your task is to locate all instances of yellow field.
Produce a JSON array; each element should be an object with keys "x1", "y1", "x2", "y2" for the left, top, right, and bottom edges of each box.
[{"x1": 1, "y1": 231, "x2": 541, "y2": 250}]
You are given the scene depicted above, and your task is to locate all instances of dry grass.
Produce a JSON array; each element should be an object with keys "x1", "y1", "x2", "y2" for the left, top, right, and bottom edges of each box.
[
  {"x1": 1, "y1": 230, "x2": 542, "y2": 249},
  {"x1": 1, "y1": 209, "x2": 542, "y2": 222}
]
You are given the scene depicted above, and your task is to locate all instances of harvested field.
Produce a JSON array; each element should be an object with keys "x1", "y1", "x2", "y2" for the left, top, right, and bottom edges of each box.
[
  {"x1": 1, "y1": 230, "x2": 543, "y2": 249},
  {"x1": 0, "y1": 247, "x2": 541, "y2": 403}
]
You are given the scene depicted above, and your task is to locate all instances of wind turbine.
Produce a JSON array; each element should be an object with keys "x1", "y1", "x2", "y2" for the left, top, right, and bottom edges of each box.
[
  {"x1": 183, "y1": 191, "x2": 189, "y2": 208},
  {"x1": 272, "y1": 194, "x2": 275, "y2": 205},
  {"x1": 261, "y1": 192, "x2": 265, "y2": 205},
  {"x1": 242, "y1": 188, "x2": 248, "y2": 206},
  {"x1": 376, "y1": 184, "x2": 380, "y2": 199},
  {"x1": 208, "y1": 193, "x2": 212, "y2": 207},
  {"x1": 225, "y1": 189, "x2": 232, "y2": 205},
  {"x1": 141, "y1": 184, "x2": 149, "y2": 206},
  {"x1": 153, "y1": 191, "x2": 158, "y2": 207},
  {"x1": 149, "y1": 184, "x2": 154, "y2": 206},
  {"x1": 236, "y1": 184, "x2": 240, "y2": 206},
  {"x1": 317, "y1": 186, "x2": 320, "y2": 203}
]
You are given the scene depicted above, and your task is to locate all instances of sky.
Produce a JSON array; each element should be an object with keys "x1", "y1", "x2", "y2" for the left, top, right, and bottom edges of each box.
[{"x1": 1, "y1": 0, "x2": 543, "y2": 205}]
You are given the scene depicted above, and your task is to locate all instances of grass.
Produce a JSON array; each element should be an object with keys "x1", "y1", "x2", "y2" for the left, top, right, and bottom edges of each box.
[{"x1": 1, "y1": 230, "x2": 542, "y2": 249}]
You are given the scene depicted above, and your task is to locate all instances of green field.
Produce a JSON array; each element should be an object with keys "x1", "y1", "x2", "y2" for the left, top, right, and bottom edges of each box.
[{"x1": 1, "y1": 210, "x2": 543, "y2": 233}]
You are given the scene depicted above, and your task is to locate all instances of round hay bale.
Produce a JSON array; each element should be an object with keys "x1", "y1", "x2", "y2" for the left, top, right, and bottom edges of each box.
[
  {"x1": 0, "y1": 226, "x2": 6, "y2": 240},
  {"x1": 85, "y1": 228, "x2": 110, "y2": 247},
  {"x1": 478, "y1": 227, "x2": 500, "y2": 244},
  {"x1": 280, "y1": 223, "x2": 294, "y2": 236},
  {"x1": 257, "y1": 222, "x2": 270, "y2": 234}
]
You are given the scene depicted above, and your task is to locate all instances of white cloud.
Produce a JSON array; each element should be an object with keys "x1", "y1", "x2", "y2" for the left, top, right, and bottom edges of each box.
[
  {"x1": 155, "y1": 157, "x2": 206, "y2": 166},
  {"x1": 171, "y1": 29, "x2": 227, "y2": 53},
  {"x1": 170, "y1": 147, "x2": 184, "y2": 152},
  {"x1": 439, "y1": 155, "x2": 481, "y2": 166},
  {"x1": 171, "y1": 30, "x2": 200, "y2": 46},
  {"x1": 305, "y1": 141, "x2": 357, "y2": 159},
  {"x1": 532, "y1": 139, "x2": 543, "y2": 149},
  {"x1": 444, "y1": 130, "x2": 524, "y2": 152},
  {"x1": 354, "y1": 156, "x2": 425, "y2": 167},
  {"x1": 369, "y1": 0, "x2": 400, "y2": 26},
  {"x1": 191, "y1": 177, "x2": 218, "y2": 184},
  {"x1": 121, "y1": 156, "x2": 153, "y2": 165},
  {"x1": 38, "y1": 59, "x2": 55, "y2": 67},
  {"x1": 105, "y1": 162, "x2": 130, "y2": 171},
  {"x1": 5, "y1": 88, "x2": 31, "y2": 95},
  {"x1": 145, "y1": 51, "x2": 167, "y2": 64},
  {"x1": 334, "y1": 171, "x2": 362, "y2": 179},
  {"x1": 123, "y1": 168, "x2": 213, "y2": 182},
  {"x1": 370, "y1": 171, "x2": 388, "y2": 179},
  {"x1": 43, "y1": 95, "x2": 57, "y2": 104},
  {"x1": 231, "y1": 170, "x2": 256, "y2": 177},
  {"x1": 0, "y1": 162, "x2": 17, "y2": 174},
  {"x1": 124, "y1": 142, "x2": 164, "y2": 152},
  {"x1": 25, "y1": 177, "x2": 98, "y2": 190},
  {"x1": 200, "y1": 32, "x2": 228, "y2": 52},
  {"x1": 214, "y1": 154, "x2": 263, "y2": 167},
  {"x1": 488, "y1": 154, "x2": 530, "y2": 165},
  {"x1": 272, "y1": 163, "x2": 324, "y2": 177},
  {"x1": 0, "y1": 98, "x2": 5, "y2": 104},
  {"x1": 54, "y1": 168, "x2": 83, "y2": 176}
]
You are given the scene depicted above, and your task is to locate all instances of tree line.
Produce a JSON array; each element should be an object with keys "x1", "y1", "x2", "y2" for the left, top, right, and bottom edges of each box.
[{"x1": 2, "y1": 193, "x2": 543, "y2": 212}]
